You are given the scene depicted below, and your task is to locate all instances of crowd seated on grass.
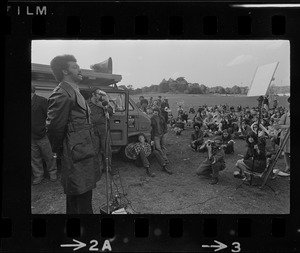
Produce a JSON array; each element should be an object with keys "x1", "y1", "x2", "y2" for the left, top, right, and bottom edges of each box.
[
  {"x1": 138, "y1": 96, "x2": 287, "y2": 154},
  {"x1": 133, "y1": 96, "x2": 290, "y2": 182}
]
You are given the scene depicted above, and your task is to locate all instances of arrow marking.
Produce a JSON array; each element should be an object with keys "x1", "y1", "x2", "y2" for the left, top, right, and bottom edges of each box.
[
  {"x1": 202, "y1": 240, "x2": 227, "y2": 252},
  {"x1": 60, "y1": 239, "x2": 86, "y2": 251}
]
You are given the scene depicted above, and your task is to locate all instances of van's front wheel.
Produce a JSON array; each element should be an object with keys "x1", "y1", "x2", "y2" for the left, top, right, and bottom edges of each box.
[{"x1": 120, "y1": 142, "x2": 137, "y2": 162}]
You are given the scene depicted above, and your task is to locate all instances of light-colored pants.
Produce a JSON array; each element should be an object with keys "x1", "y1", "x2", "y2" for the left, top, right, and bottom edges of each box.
[
  {"x1": 31, "y1": 135, "x2": 57, "y2": 179},
  {"x1": 154, "y1": 135, "x2": 169, "y2": 164}
]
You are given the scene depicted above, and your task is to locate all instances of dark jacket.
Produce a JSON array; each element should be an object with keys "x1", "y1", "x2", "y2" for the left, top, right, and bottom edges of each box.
[
  {"x1": 191, "y1": 130, "x2": 204, "y2": 143},
  {"x1": 31, "y1": 94, "x2": 48, "y2": 139},
  {"x1": 150, "y1": 114, "x2": 167, "y2": 140},
  {"x1": 46, "y1": 82, "x2": 101, "y2": 195},
  {"x1": 88, "y1": 101, "x2": 113, "y2": 132},
  {"x1": 243, "y1": 141, "x2": 266, "y2": 173}
]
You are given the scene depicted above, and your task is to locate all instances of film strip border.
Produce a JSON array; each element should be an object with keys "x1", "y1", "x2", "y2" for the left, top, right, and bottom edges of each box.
[
  {"x1": 4, "y1": 1, "x2": 300, "y2": 252},
  {"x1": 6, "y1": 2, "x2": 295, "y2": 37},
  {"x1": 1, "y1": 216, "x2": 298, "y2": 251}
]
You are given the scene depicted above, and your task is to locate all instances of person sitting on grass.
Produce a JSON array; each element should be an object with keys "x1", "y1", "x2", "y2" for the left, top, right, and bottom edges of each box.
[
  {"x1": 230, "y1": 113, "x2": 240, "y2": 134},
  {"x1": 189, "y1": 107, "x2": 195, "y2": 114},
  {"x1": 233, "y1": 132, "x2": 266, "y2": 180},
  {"x1": 264, "y1": 118, "x2": 281, "y2": 153},
  {"x1": 190, "y1": 122, "x2": 204, "y2": 151},
  {"x1": 251, "y1": 121, "x2": 268, "y2": 142},
  {"x1": 220, "y1": 129, "x2": 235, "y2": 154},
  {"x1": 182, "y1": 111, "x2": 189, "y2": 124},
  {"x1": 220, "y1": 114, "x2": 233, "y2": 134},
  {"x1": 212, "y1": 111, "x2": 223, "y2": 134},
  {"x1": 271, "y1": 110, "x2": 282, "y2": 125},
  {"x1": 132, "y1": 133, "x2": 172, "y2": 177},
  {"x1": 174, "y1": 116, "x2": 185, "y2": 135},
  {"x1": 193, "y1": 110, "x2": 205, "y2": 126},
  {"x1": 168, "y1": 114, "x2": 176, "y2": 127},
  {"x1": 235, "y1": 121, "x2": 252, "y2": 140},
  {"x1": 196, "y1": 137, "x2": 226, "y2": 185},
  {"x1": 203, "y1": 113, "x2": 216, "y2": 132}
]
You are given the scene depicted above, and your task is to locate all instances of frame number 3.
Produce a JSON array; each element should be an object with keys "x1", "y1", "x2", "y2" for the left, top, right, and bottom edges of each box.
[{"x1": 232, "y1": 242, "x2": 241, "y2": 252}]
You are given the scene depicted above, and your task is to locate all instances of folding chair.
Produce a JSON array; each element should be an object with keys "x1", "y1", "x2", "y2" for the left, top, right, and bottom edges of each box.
[{"x1": 236, "y1": 157, "x2": 274, "y2": 191}]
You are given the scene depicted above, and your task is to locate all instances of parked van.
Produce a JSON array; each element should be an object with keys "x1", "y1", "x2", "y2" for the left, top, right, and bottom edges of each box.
[{"x1": 31, "y1": 58, "x2": 151, "y2": 161}]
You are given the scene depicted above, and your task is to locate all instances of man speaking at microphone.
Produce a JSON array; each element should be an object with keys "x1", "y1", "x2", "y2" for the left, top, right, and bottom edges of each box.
[{"x1": 46, "y1": 55, "x2": 101, "y2": 214}]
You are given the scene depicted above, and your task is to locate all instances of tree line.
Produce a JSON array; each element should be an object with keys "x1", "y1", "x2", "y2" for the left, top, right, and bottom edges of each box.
[
  {"x1": 119, "y1": 77, "x2": 289, "y2": 96},
  {"x1": 119, "y1": 77, "x2": 248, "y2": 95}
]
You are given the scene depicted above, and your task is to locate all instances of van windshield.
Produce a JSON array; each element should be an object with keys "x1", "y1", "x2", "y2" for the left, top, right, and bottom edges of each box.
[{"x1": 107, "y1": 92, "x2": 126, "y2": 112}]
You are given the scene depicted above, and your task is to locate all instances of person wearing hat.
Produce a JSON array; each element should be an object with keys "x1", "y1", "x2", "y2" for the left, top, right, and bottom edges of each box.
[
  {"x1": 150, "y1": 108, "x2": 172, "y2": 174},
  {"x1": 196, "y1": 136, "x2": 226, "y2": 185},
  {"x1": 31, "y1": 85, "x2": 58, "y2": 185},
  {"x1": 273, "y1": 97, "x2": 290, "y2": 176}
]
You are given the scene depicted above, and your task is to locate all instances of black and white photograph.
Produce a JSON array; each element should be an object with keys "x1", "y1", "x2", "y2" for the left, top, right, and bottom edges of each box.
[{"x1": 31, "y1": 40, "x2": 290, "y2": 214}]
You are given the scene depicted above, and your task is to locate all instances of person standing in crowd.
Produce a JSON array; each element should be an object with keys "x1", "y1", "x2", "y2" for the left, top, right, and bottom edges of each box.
[
  {"x1": 150, "y1": 108, "x2": 172, "y2": 174},
  {"x1": 274, "y1": 97, "x2": 290, "y2": 176},
  {"x1": 177, "y1": 105, "x2": 184, "y2": 117},
  {"x1": 190, "y1": 122, "x2": 204, "y2": 151},
  {"x1": 161, "y1": 97, "x2": 169, "y2": 111},
  {"x1": 160, "y1": 107, "x2": 169, "y2": 125},
  {"x1": 263, "y1": 95, "x2": 269, "y2": 111},
  {"x1": 80, "y1": 89, "x2": 114, "y2": 174},
  {"x1": 160, "y1": 97, "x2": 170, "y2": 123},
  {"x1": 149, "y1": 97, "x2": 153, "y2": 108},
  {"x1": 273, "y1": 95, "x2": 278, "y2": 109},
  {"x1": 140, "y1": 97, "x2": 149, "y2": 113},
  {"x1": 196, "y1": 137, "x2": 226, "y2": 185},
  {"x1": 136, "y1": 96, "x2": 144, "y2": 109},
  {"x1": 90, "y1": 89, "x2": 114, "y2": 174},
  {"x1": 46, "y1": 55, "x2": 101, "y2": 214},
  {"x1": 234, "y1": 132, "x2": 266, "y2": 180},
  {"x1": 157, "y1": 96, "x2": 162, "y2": 108},
  {"x1": 266, "y1": 118, "x2": 280, "y2": 153},
  {"x1": 31, "y1": 85, "x2": 57, "y2": 185}
]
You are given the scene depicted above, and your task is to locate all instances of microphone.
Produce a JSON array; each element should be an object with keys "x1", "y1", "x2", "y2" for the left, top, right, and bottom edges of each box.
[{"x1": 101, "y1": 100, "x2": 110, "y2": 119}]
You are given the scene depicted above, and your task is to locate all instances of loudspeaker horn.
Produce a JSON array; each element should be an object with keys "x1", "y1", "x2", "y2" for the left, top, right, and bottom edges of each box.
[{"x1": 90, "y1": 57, "x2": 113, "y2": 74}]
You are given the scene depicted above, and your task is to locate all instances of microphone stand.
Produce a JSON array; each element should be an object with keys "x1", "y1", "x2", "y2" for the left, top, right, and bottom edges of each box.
[{"x1": 103, "y1": 102, "x2": 111, "y2": 214}]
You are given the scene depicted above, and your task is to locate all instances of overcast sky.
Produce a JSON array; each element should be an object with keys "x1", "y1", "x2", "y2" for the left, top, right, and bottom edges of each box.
[{"x1": 31, "y1": 40, "x2": 290, "y2": 89}]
